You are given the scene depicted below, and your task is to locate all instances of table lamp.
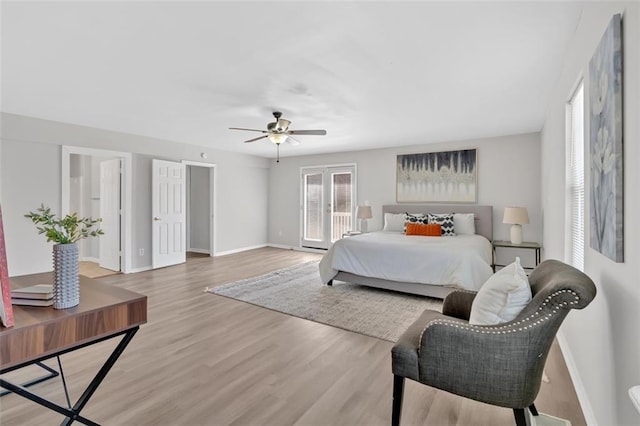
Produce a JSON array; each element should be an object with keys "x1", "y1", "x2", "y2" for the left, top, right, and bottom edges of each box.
[
  {"x1": 503, "y1": 207, "x2": 529, "y2": 244},
  {"x1": 356, "y1": 205, "x2": 373, "y2": 233}
]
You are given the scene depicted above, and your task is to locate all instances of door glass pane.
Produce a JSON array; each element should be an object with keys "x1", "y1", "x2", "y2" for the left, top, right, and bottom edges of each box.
[
  {"x1": 304, "y1": 173, "x2": 323, "y2": 241},
  {"x1": 331, "y1": 172, "x2": 352, "y2": 242}
]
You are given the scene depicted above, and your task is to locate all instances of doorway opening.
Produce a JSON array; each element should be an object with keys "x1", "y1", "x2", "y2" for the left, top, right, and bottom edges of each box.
[
  {"x1": 62, "y1": 146, "x2": 132, "y2": 274},
  {"x1": 150, "y1": 159, "x2": 216, "y2": 269},
  {"x1": 186, "y1": 163, "x2": 216, "y2": 257}
]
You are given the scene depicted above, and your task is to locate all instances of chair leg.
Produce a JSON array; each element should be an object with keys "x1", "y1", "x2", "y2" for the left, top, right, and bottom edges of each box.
[
  {"x1": 513, "y1": 408, "x2": 531, "y2": 426},
  {"x1": 528, "y1": 403, "x2": 539, "y2": 416},
  {"x1": 392, "y1": 375, "x2": 405, "y2": 426}
]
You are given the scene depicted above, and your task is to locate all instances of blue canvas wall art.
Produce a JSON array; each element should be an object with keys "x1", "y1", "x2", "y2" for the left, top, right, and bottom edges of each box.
[{"x1": 589, "y1": 14, "x2": 623, "y2": 262}]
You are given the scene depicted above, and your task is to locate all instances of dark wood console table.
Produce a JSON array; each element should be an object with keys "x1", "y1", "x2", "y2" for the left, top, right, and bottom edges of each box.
[{"x1": 0, "y1": 273, "x2": 147, "y2": 425}]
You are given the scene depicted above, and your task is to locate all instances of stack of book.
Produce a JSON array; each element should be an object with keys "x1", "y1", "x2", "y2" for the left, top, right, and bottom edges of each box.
[{"x1": 11, "y1": 284, "x2": 54, "y2": 306}]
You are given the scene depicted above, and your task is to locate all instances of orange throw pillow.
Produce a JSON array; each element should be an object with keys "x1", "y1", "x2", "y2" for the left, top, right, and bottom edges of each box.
[{"x1": 406, "y1": 223, "x2": 442, "y2": 236}]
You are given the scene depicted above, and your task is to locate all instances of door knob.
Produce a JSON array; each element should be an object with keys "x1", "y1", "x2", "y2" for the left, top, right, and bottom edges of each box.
[{"x1": 153, "y1": 217, "x2": 161, "y2": 221}]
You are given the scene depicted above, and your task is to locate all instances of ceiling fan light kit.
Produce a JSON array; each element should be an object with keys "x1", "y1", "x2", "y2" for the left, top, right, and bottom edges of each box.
[
  {"x1": 230, "y1": 111, "x2": 327, "y2": 163},
  {"x1": 267, "y1": 133, "x2": 288, "y2": 144}
]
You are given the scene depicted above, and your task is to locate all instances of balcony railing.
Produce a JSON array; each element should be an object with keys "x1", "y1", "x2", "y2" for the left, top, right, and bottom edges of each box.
[{"x1": 332, "y1": 212, "x2": 352, "y2": 242}]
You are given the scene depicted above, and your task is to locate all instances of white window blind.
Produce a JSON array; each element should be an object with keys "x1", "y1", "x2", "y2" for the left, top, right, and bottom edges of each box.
[{"x1": 567, "y1": 82, "x2": 584, "y2": 270}]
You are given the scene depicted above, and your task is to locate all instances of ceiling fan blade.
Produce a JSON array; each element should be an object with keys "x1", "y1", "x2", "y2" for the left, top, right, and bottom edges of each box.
[
  {"x1": 243, "y1": 135, "x2": 268, "y2": 143},
  {"x1": 287, "y1": 129, "x2": 327, "y2": 135},
  {"x1": 286, "y1": 136, "x2": 302, "y2": 146},
  {"x1": 229, "y1": 127, "x2": 268, "y2": 133}
]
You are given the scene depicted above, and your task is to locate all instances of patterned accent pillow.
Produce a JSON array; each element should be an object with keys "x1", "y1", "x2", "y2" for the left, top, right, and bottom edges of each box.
[
  {"x1": 428, "y1": 213, "x2": 456, "y2": 236},
  {"x1": 404, "y1": 213, "x2": 428, "y2": 233}
]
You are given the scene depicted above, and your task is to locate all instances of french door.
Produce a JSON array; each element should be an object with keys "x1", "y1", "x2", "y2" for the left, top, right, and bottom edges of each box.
[{"x1": 301, "y1": 165, "x2": 356, "y2": 249}]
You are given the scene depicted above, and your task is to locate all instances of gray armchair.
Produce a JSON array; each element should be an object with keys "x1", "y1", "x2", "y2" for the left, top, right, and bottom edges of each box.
[{"x1": 391, "y1": 259, "x2": 597, "y2": 426}]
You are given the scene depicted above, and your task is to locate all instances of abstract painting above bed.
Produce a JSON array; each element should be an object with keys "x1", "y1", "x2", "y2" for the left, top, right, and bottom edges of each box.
[{"x1": 397, "y1": 149, "x2": 477, "y2": 203}]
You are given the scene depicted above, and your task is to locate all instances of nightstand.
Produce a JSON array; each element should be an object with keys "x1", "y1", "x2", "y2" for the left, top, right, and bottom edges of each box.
[{"x1": 491, "y1": 240, "x2": 541, "y2": 272}]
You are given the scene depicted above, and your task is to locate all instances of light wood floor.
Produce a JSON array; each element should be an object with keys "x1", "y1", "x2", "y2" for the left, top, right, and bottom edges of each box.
[
  {"x1": 1, "y1": 247, "x2": 586, "y2": 425},
  {"x1": 79, "y1": 261, "x2": 120, "y2": 279}
]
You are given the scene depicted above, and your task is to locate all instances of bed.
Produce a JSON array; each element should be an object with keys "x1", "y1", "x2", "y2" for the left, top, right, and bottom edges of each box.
[{"x1": 318, "y1": 204, "x2": 494, "y2": 298}]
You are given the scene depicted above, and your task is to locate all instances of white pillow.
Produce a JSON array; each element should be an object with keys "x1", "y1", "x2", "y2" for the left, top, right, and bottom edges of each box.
[
  {"x1": 383, "y1": 213, "x2": 406, "y2": 232},
  {"x1": 469, "y1": 257, "x2": 532, "y2": 325},
  {"x1": 454, "y1": 213, "x2": 476, "y2": 235}
]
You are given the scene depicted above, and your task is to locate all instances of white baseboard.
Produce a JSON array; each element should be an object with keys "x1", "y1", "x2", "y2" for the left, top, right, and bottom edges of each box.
[
  {"x1": 126, "y1": 265, "x2": 152, "y2": 274},
  {"x1": 556, "y1": 330, "x2": 597, "y2": 425},
  {"x1": 80, "y1": 256, "x2": 100, "y2": 263},
  {"x1": 214, "y1": 244, "x2": 267, "y2": 257},
  {"x1": 188, "y1": 248, "x2": 211, "y2": 255},
  {"x1": 296, "y1": 246, "x2": 327, "y2": 254},
  {"x1": 267, "y1": 243, "x2": 294, "y2": 250},
  {"x1": 267, "y1": 244, "x2": 326, "y2": 254},
  {"x1": 126, "y1": 244, "x2": 319, "y2": 270}
]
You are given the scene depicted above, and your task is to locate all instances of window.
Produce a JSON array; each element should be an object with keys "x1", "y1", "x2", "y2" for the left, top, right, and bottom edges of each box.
[{"x1": 566, "y1": 82, "x2": 584, "y2": 270}]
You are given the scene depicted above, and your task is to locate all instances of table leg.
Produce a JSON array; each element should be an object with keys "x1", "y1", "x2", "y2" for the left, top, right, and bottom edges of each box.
[
  {"x1": 0, "y1": 327, "x2": 139, "y2": 426},
  {"x1": 62, "y1": 327, "x2": 139, "y2": 425},
  {"x1": 0, "y1": 361, "x2": 59, "y2": 397},
  {"x1": 492, "y1": 246, "x2": 497, "y2": 272}
]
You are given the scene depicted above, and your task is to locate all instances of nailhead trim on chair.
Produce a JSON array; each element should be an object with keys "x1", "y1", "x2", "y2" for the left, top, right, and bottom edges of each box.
[
  {"x1": 417, "y1": 289, "x2": 580, "y2": 353},
  {"x1": 452, "y1": 289, "x2": 477, "y2": 295}
]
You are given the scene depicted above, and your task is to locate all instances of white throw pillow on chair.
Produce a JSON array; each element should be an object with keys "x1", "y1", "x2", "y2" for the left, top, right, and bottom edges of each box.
[{"x1": 469, "y1": 257, "x2": 532, "y2": 325}]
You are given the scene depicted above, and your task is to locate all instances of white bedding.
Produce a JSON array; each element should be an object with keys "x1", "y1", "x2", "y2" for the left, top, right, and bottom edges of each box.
[{"x1": 319, "y1": 231, "x2": 493, "y2": 291}]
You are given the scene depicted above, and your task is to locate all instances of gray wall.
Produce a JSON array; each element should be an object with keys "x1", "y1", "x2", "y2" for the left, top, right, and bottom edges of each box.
[
  {"x1": 540, "y1": 2, "x2": 640, "y2": 425},
  {"x1": 1, "y1": 140, "x2": 60, "y2": 275},
  {"x1": 188, "y1": 166, "x2": 210, "y2": 252},
  {"x1": 1, "y1": 112, "x2": 270, "y2": 275},
  {"x1": 269, "y1": 132, "x2": 541, "y2": 253}
]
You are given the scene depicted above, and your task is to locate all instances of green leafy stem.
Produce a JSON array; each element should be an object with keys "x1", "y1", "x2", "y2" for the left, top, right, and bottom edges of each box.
[{"x1": 25, "y1": 204, "x2": 104, "y2": 244}]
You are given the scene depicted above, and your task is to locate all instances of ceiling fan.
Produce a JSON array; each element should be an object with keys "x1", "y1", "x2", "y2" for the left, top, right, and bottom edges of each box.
[{"x1": 230, "y1": 111, "x2": 327, "y2": 162}]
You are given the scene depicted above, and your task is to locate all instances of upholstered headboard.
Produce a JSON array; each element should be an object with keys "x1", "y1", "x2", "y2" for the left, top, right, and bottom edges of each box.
[{"x1": 382, "y1": 204, "x2": 493, "y2": 241}]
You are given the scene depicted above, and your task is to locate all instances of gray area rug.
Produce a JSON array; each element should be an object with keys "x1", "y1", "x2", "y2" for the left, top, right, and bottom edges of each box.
[
  {"x1": 533, "y1": 413, "x2": 571, "y2": 426},
  {"x1": 208, "y1": 261, "x2": 442, "y2": 342}
]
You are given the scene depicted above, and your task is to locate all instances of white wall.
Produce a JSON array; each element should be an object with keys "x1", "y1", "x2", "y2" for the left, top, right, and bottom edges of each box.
[
  {"x1": 540, "y1": 3, "x2": 640, "y2": 425},
  {"x1": 269, "y1": 133, "x2": 541, "y2": 256},
  {"x1": 0, "y1": 112, "x2": 270, "y2": 275}
]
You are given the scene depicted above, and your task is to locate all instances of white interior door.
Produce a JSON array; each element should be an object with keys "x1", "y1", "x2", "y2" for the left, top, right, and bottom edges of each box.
[
  {"x1": 69, "y1": 176, "x2": 85, "y2": 258},
  {"x1": 209, "y1": 167, "x2": 215, "y2": 256},
  {"x1": 99, "y1": 159, "x2": 121, "y2": 271},
  {"x1": 152, "y1": 159, "x2": 186, "y2": 268}
]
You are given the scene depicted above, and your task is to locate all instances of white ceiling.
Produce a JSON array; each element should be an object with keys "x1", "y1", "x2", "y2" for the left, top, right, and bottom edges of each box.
[{"x1": 1, "y1": 1, "x2": 583, "y2": 160}]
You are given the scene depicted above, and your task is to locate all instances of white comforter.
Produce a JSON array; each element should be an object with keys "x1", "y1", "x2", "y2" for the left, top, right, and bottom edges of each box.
[{"x1": 319, "y1": 231, "x2": 493, "y2": 291}]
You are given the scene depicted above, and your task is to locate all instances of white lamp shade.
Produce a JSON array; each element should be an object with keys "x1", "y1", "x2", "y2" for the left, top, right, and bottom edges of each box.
[
  {"x1": 503, "y1": 207, "x2": 529, "y2": 225},
  {"x1": 356, "y1": 205, "x2": 372, "y2": 219}
]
